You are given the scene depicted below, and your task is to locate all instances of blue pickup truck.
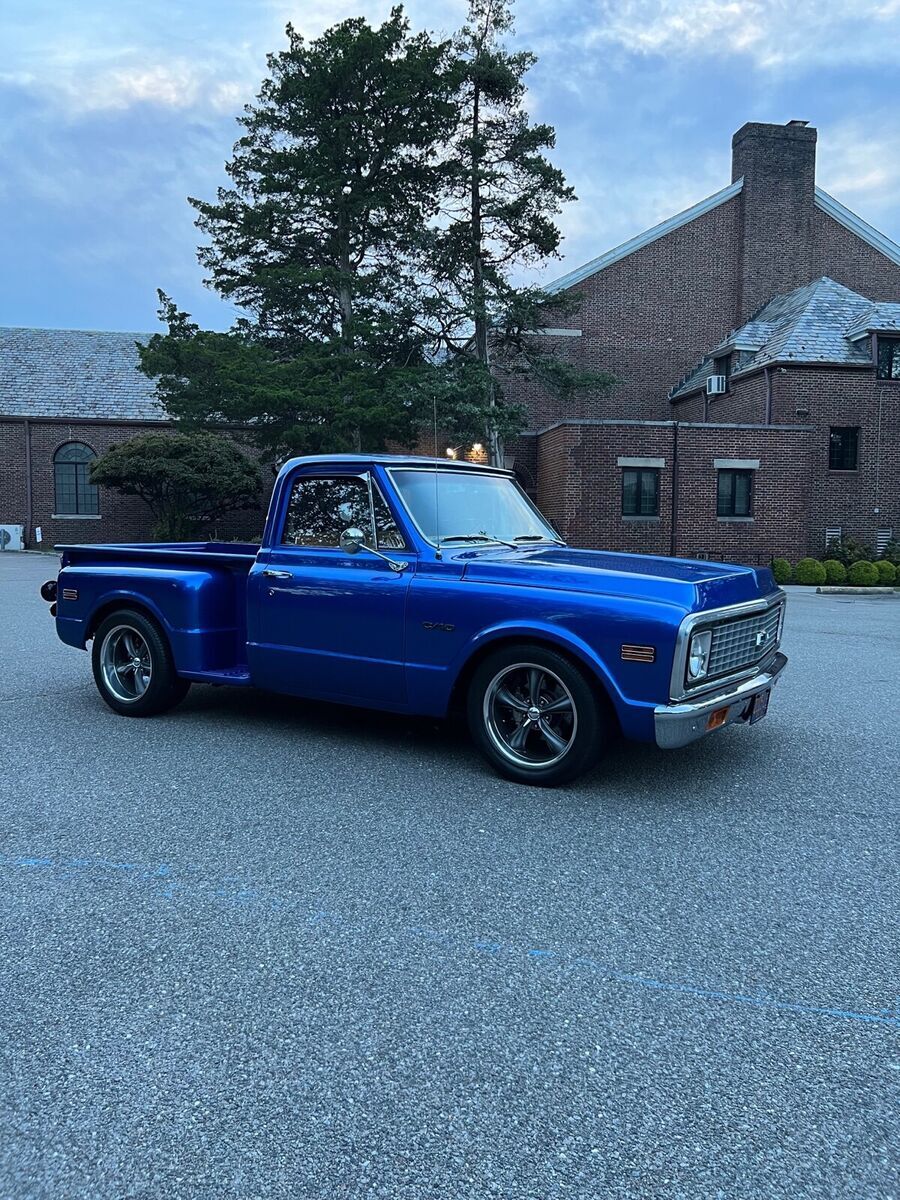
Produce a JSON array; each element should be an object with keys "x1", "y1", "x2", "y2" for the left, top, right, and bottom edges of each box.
[{"x1": 42, "y1": 454, "x2": 787, "y2": 785}]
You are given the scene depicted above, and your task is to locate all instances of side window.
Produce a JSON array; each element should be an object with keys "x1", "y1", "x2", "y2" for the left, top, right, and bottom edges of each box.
[
  {"x1": 372, "y1": 486, "x2": 406, "y2": 549},
  {"x1": 282, "y1": 477, "x2": 371, "y2": 547}
]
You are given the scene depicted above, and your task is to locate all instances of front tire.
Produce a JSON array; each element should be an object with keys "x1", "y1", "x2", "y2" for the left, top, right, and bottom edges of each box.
[
  {"x1": 467, "y1": 644, "x2": 608, "y2": 785},
  {"x1": 91, "y1": 609, "x2": 190, "y2": 717}
]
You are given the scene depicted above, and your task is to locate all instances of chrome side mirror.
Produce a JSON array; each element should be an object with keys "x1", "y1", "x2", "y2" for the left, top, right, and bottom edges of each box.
[
  {"x1": 340, "y1": 527, "x2": 364, "y2": 554},
  {"x1": 340, "y1": 527, "x2": 408, "y2": 573}
]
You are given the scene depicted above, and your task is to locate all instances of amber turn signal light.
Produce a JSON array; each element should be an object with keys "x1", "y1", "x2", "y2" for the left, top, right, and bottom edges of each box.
[{"x1": 706, "y1": 706, "x2": 729, "y2": 731}]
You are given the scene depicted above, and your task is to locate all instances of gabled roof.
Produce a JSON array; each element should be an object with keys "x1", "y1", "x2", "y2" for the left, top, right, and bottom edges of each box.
[
  {"x1": 544, "y1": 182, "x2": 900, "y2": 296},
  {"x1": 814, "y1": 188, "x2": 900, "y2": 268},
  {"x1": 545, "y1": 179, "x2": 744, "y2": 294},
  {"x1": 0, "y1": 326, "x2": 164, "y2": 421},
  {"x1": 670, "y1": 277, "x2": 877, "y2": 399}
]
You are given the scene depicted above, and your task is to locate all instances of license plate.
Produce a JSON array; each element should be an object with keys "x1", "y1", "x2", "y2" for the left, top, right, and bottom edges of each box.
[{"x1": 750, "y1": 689, "x2": 770, "y2": 724}]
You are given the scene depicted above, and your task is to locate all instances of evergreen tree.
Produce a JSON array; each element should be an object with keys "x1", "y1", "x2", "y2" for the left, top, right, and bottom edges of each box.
[
  {"x1": 140, "y1": 9, "x2": 459, "y2": 457},
  {"x1": 426, "y1": 0, "x2": 613, "y2": 463}
]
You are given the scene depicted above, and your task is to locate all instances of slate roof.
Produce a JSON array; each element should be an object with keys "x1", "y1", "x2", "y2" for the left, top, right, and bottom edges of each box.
[
  {"x1": 844, "y1": 302, "x2": 900, "y2": 341},
  {"x1": 669, "y1": 277, "x2": 880, "y2": 400},
  {"x1": 0, "y1": 326, "x2": 165, "y2": 420}
]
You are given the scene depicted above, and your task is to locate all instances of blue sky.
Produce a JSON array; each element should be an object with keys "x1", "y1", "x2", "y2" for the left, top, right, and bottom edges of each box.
[{"x1": 2, "y1": 0, "x2": 899, "y2": 334}]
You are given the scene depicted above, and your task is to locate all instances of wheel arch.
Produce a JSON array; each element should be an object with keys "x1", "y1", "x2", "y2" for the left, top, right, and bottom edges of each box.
[
  {"x1": 448, "y1": 626, "x2": 623, "y2": 733},
  {"x1": 85, "y1": 594, "x2": 172, "y2": 645}
]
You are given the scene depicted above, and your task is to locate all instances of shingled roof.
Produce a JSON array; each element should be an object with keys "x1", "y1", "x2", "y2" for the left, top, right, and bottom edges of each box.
[
  {"x1": 669, "y1": 277, "x2": 880, "y2": 400},
  {"x1": 0, "y1": 326, "x2": 165, "y2": 421}
]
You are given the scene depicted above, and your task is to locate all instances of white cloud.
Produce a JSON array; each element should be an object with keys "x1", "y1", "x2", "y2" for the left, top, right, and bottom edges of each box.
[
  {"x1": 577, "y1": 0, "x2": 900, "y2": 68},
  {"x1": 817, "y1": 119, "x2": 900, "y2": 223}
]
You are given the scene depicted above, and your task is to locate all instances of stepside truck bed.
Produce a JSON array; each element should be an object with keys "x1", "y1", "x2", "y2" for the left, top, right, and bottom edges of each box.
[{"x1": 55, "y1": 542, "x2": 261, "y2": 680}]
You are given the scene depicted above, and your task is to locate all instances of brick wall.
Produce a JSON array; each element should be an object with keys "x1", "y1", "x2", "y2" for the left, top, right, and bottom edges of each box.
[
  {"x1": 812, "y1": 211, "x2": 900, "y2": 301},
  {"x1": 534, "y1": 419, "x2": 815, "y2": 563},
  {"x1": 1, "y1": 419, "x2": 270, "y2": 549}
]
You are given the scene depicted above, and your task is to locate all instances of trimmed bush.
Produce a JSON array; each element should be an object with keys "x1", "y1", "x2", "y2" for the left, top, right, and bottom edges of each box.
[
  {"x1": 876, "y1": 560, "x2": 898, "y2": 585},
  {"x1": 847, "y1": 560, "x2": 879, "y2": 587},
  {"x1": 823, "y1": 535, "x2": 875, "y2": 566},
  {"x1": 822, "y1": 559, "x2": 847, "y2": 584},
  {"x1": 794, "y1": 557, "x2": 827, "y2": 585},
  {"x1": 771, "y1": 558, "x2": 792, "y2": 584}
]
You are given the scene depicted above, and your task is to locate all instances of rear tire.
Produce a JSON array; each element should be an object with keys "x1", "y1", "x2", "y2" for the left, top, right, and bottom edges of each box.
[
  {"x1": 467, "y1": 643, "x2": 608, "y2": 786},
  {"x1": 91, "y1": 609, "x2": 190, "y2": 717}
]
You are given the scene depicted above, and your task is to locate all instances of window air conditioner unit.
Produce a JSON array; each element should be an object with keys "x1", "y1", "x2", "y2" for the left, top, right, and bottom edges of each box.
[
  {"x1": 0, "y1": 524, "x2": 24, "y2": 551},
  {"x1": 706, "y1": 374, "x2": 727, "y2": 396}
]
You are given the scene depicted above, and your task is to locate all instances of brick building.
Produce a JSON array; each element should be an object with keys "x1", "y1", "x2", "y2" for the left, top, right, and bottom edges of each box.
[
  {"x1": 0, "y1": 328, "x2": 268, "y2": 548},
  {"x1": 510, "y1": 119, "x2": 900, "y2": 561},
  {"x1": 2, "y1": 119, "x2": 898, "y2": 561},
  {"x1": 0, "y1": 328, "x2": 171, "y2": 548}
]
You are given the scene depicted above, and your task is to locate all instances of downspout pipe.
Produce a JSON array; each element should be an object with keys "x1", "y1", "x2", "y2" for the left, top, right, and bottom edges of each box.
[
  {"x1": 24, "y1": 417, "x2": 34, "y2": 547},
  {"x1": 669, "y1": 421, "x2": 679, "y2": 558},
  {"x1": 764, "y1": 366, "x2": 773, "y2": 424}
]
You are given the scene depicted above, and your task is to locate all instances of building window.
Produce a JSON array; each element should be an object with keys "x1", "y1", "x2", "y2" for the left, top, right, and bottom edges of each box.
[
  {"x1": 713, "y1": 353, "x2": 732, "y2": 391},
  {"x1": 877, "y1": 336, "x2": 900, "y2": 380},
  {"x1": 717, "y1": 469, "x2": 753, "y2": 518},
  {"x1": 828, "y1": 426, "x2": 859, "y2": 471},
  {"x1": 622, "y1": 468, "x2": 659, "y2": 517},
  {"x1": 54, "y1": 442, "x2": 99, "y2": 515}
]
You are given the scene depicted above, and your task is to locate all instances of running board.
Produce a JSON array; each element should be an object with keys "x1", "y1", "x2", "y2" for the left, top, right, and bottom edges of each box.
[{"x1": 180, "y1": 667, "x2": 252, "y2": 686}]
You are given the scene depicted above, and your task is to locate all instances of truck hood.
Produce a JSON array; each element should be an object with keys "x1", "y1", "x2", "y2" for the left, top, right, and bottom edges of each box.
[{"x1": 453, "y1": 545, "x2": 776, "y2": 611}]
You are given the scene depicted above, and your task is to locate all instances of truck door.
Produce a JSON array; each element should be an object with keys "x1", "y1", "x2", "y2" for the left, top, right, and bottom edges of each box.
[{"x1": 247, "y1": 471, "x2": 413, "y2": 706}]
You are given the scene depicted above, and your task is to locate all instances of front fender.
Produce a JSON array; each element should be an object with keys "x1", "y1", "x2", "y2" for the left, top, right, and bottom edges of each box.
[
  {"x1": 452, "y1": 619, "x2": 627, "y2": 706},
  {"x1": 444, "y1": 620, "x2": 661, "y2": 742}
]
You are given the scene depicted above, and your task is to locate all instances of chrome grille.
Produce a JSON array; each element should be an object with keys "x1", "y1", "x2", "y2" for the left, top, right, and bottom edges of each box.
[{"x1": 707, "y1": 602, "x2": 782, "y2": 678}]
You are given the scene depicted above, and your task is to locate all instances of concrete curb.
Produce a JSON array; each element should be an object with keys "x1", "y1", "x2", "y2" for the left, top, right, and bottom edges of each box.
[{"x1": 816, "y1": 586, "x2": 899, "y2": 596}]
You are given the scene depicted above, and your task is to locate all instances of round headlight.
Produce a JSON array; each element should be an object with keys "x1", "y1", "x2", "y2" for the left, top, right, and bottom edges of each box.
[{"x1": 687, "y1": 629, "x2": 713, "y2": 680}]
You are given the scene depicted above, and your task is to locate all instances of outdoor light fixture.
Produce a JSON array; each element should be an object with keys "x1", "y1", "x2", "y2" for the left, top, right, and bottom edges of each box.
[
  {"x1": 687, "y1": 629, "x2": 713, "y2": 681},
  {"x1": 445, "y1": 447, "x2": 458, "y2": 460},
  {"x1": 472, "y1": 442, "x2": 484, "y2": 453}
]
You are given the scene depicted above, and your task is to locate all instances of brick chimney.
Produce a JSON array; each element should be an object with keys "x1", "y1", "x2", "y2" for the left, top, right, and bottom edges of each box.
[{"x1": 732, "y1": 120, "x2": 818, "y2": 320}]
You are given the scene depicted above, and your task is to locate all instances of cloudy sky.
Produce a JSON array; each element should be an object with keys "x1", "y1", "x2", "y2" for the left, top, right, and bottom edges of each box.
[{"x1": 2, "y1": 0, "x2": 899, "y2": 333}]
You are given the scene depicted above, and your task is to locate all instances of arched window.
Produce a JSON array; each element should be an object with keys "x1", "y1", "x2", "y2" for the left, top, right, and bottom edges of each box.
[{"x1": 54, "y1": 443, "x2": 99, "y2": 516}]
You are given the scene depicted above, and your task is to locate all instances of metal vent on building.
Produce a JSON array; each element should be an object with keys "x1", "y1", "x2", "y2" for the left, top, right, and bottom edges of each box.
[
  {"x1": 877, "y1": 528, "x2": 894, "y2": 555},
  {"x1": 825, "y1": 526, "x2": 842, "y2": 550}
]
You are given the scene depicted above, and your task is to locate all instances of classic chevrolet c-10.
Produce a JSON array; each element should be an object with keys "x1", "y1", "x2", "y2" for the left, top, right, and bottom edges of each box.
[{"x1": 42, "y1": 454, "x2": 787, "y2": 785}]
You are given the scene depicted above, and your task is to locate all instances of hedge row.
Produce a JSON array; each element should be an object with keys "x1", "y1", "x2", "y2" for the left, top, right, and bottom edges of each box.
[{"x1": 771, "y1": 558, "x2": 897, "y2": 587}]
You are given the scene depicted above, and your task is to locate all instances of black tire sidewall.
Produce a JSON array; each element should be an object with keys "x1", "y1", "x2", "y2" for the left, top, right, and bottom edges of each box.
[
  {"x1": 467, "y1": 644, "x2": 606, "y2": 785},
  {"x1": 91, "y1": 609, "x2": 188, "y2": 717}
]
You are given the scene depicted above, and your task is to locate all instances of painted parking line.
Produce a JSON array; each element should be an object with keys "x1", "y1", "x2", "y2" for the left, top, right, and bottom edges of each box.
[{"x1": 2, "y1": 851, "x2": 897, "y2": 1031}]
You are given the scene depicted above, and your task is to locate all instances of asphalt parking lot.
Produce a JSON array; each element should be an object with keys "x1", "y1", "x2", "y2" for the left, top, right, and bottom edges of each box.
[{"x1": 1, "y1": 551, "x2": 898, "y2": 1200}]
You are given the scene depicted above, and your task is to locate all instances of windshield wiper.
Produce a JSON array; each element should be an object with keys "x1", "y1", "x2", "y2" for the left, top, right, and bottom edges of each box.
[
  {"x1": 438, "y1": 533, "x2": 517, "y2": 549},
  {"x1": 513, "y1": 534, "x2": 566, "y2": 546}
]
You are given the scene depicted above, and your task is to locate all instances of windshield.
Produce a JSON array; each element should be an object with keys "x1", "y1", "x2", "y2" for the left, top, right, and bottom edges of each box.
[{"x1": 390, "y1": 469, "x2": 561, "y2": 547}]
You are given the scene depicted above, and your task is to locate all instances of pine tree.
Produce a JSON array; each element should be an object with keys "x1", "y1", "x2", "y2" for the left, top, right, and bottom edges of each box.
[
  {"x1": 427, "y1": 0, "x2": 613, "y2": 463},
  {"x1": 140, "y1": 10, "x2": 459, "y2": 457}
]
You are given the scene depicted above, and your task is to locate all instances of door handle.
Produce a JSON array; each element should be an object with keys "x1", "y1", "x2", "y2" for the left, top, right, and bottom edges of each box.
[{"x1": 263, "y1": 569, "x2": 291, "y2": 580}]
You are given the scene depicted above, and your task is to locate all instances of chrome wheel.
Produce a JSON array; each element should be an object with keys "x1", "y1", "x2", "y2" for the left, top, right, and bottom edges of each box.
[
  {"x1": 483, "y1": 662, "x2": 578, "y2": 769},
  {"x1": 99, "y1": 625, "x2": 152, "y2": 703}
]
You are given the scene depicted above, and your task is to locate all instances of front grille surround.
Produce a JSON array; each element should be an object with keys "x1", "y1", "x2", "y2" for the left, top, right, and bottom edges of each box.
[{"x1": 671, "y1": 593, "x2": 785, "y2": 700}]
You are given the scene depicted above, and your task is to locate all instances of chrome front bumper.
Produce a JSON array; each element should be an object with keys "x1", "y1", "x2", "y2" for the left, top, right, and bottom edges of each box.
[{"x1": 654, "y1": 652, "x2": 788, "y2": 750}]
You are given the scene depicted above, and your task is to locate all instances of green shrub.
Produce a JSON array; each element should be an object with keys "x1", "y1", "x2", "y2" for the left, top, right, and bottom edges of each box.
[
  {"x1": 824, "y1": 536, "x2": 874, "y2": 566},
  {"x1": 847, "y1": 560, "x2": 880, "y2": 587},
  {"x1": 880, "y1": 539, "x2": 900, "y2": 567},
  {"x1": 794, "y1": 557, "x2": 827, "y2": 585},
  {"x1": 875, "y1": 560, "x2": 897, "y2": 585},
  {"x1": 771, "y1": 558, "x2": 792, "y2": 584},
  {"x1": 822, "y1": 559, "x2": 846, "y2": 584}
]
